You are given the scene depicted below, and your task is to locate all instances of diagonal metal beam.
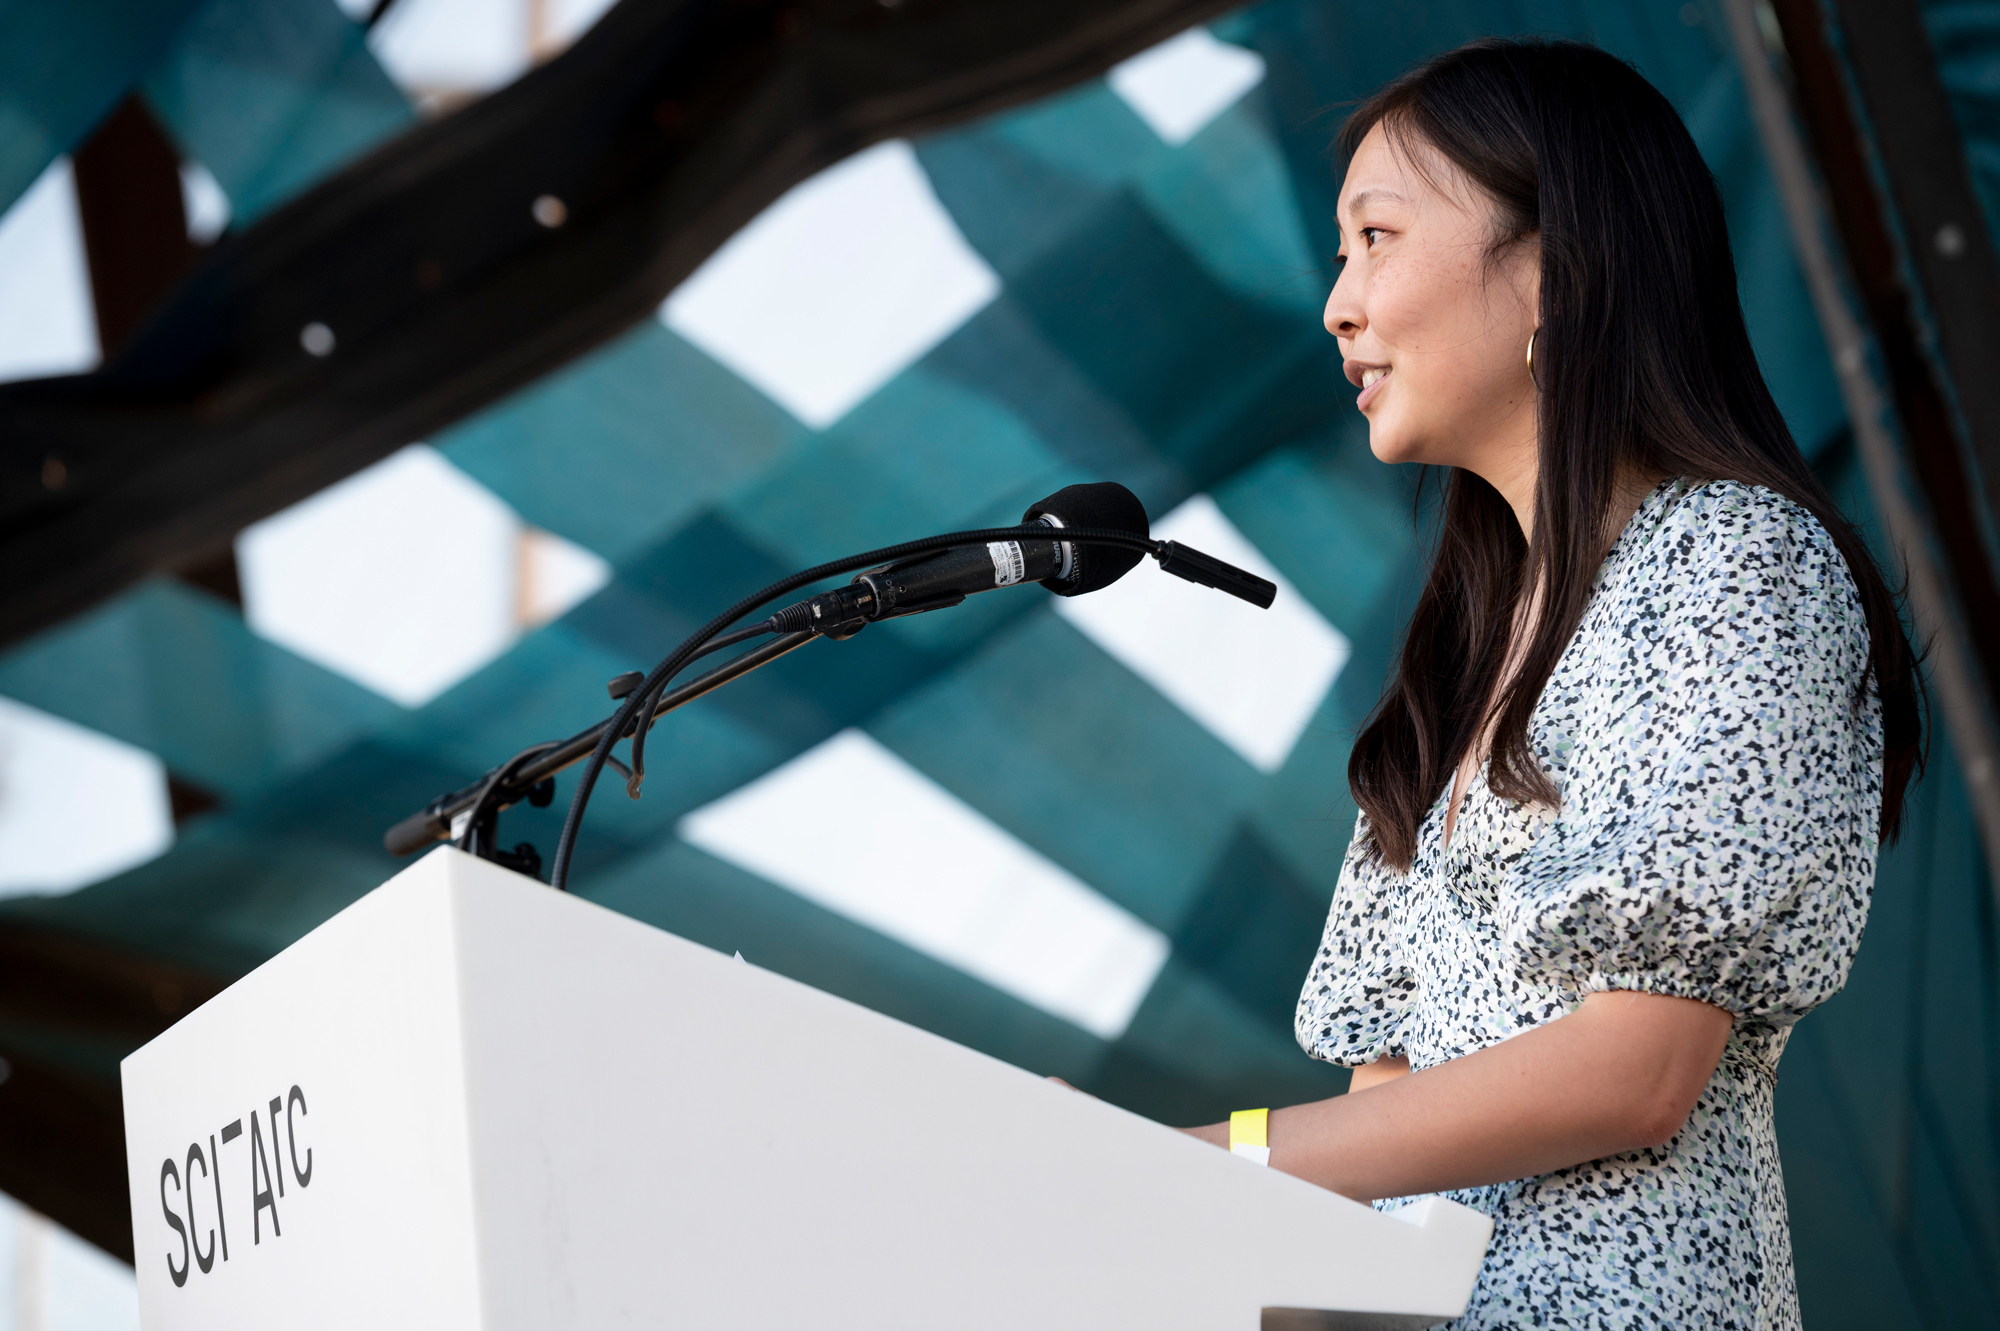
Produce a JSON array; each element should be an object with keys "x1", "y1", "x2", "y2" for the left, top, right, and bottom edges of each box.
[
  {"x1": 1766, "y1": 0, "x2": 2000, "y2": 644},
  {"x1": 70, "y1": 96, "x2": 196, "y2": 356},
  {"x1": 0, "y1": 917, "x2": 231, "y2": 1260},
  {"x1": 1811, "y1": 0, "x2": 2000, "y2": 544},
  {"x1": 0, "y1": 0, "x2": 1237, "y2": 650},
  {"x1": 1726, "y1": 0, "x2": 2000, "y2": 880}
]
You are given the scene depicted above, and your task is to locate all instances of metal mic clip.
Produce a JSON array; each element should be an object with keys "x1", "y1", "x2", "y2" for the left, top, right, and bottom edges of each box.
[{"x1": 1154, "y1": 542, "x2": 1277, "y2": 608}]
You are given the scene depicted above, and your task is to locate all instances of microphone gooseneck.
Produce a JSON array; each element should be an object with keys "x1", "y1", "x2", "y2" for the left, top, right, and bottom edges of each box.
[
  {"x1": 382, "y1": 480, "x2": 1280, "y2": 892},
  {"x1": 543, "y1": 515, "x2": 1163, "y2": 892}
]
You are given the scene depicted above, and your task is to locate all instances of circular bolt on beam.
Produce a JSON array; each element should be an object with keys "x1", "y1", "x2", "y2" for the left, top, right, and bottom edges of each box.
[{"x1": 532, "y1": 195, "x2": 568, "y2": 228}]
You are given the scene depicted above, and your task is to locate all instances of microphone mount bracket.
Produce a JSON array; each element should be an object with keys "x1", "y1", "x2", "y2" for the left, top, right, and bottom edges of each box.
[{"x1": 1155, "y1": 541, "x2": 1278, "y2": 609}]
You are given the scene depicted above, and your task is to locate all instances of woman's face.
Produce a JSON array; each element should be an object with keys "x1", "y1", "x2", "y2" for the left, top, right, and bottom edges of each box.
[{"x1": 1325, "y1": 125, "x2": 1541, "y2": 510}]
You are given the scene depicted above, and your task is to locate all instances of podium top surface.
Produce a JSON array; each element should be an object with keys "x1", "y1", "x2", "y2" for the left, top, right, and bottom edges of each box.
[{"x1": 122, "y1": 848, "x2": 1489, "y2": 1331}]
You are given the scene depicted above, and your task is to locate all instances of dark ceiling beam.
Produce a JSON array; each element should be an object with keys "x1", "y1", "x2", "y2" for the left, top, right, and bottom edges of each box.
[
  {"x1": 1818, "y1": 0, "x2": 2000, "y2": 528},
  {"x1": 0, "y1": 919, "x2": 230, "y2": 1260},
  {"x1": 1766, "y1": 0, "x2": 2000, "y2": 702},
  {"x1": 1, "y1": 101, "x2": 235, "y2": 1267},
  {"x1": 68, "y1": 94, "x2": 248, "y2": 604},
  {"x1": 70, "y1": 95, "x2": 196, "y2": 356},
  {"x1": 0, "y1": 0, "x2": 1238, "y2": 650},
  {"x1": 0, "y1": 1050, "x2": 134, "y2": 1261}
]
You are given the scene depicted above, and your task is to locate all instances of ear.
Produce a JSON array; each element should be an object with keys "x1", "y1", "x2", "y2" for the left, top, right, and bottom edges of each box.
[{"x1": 1514, "y1": 231, "x2": 1543, "y2": 325}]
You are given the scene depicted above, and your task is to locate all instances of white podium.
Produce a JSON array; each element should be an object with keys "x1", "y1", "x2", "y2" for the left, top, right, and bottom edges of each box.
[{"x1": 122, "y1": 848, "x2": 1490, "y2": 1329}]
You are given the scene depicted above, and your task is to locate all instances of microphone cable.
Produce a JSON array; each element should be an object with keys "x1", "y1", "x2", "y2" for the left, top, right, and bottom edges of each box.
[{"x1": 547, "y1": 525, "x2": 1161, "y2": 892}]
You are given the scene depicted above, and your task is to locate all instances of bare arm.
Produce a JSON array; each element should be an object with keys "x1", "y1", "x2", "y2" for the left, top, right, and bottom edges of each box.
[{"x1": 1188, "y1": 990, "x2": 1732, "y2": 1202}]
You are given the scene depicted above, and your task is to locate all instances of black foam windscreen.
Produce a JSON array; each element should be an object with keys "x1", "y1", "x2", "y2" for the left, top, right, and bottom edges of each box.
[{"x1": 1022, "y1": 482, "x2": 1150, "y2": 597}]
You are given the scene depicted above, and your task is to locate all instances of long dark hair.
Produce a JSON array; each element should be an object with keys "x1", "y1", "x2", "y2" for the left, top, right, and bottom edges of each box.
[{"x1": 1343, "y1": 38, "x2": 1925, "y2": 871}]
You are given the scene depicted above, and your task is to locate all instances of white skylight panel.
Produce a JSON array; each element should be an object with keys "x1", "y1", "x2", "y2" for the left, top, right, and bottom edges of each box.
[
  {"x1": 369, "y1": 0, "x2": 531, "y2": 97},
  {"x1": 0, "y1": 697, "x2": 173, "y2": 898},
  {"x1": 543, "y1": 0, "x2": 622, "y2": 49},
  {"x1": 1109, "y1": 27, "x2": 1267, "y2": 146},
  {"x1": 518, "y1": 526, "x2": 612, "y2": 628},
  {"x1": 680, "y1": 730, "x2": 1169, "y2": 1039},
  {"x1": 1055, "y1": 494, "x2": 1348, "y2": 773},
  {"x1": 238, "y1": 445, "x2": 604, "y2": 707},
  {"x1": 1, "y1": 1197, "x2": 143, "y2": 1326},
  {"x1": 660, "y1": 140, "x2": 1000, "y2": 428},
  {"x1": 0, "y1": 158, "x2": 99, "y2": 383},
  {"x1": 239, "y1": 446, "x2": 516, "y2": 706}
]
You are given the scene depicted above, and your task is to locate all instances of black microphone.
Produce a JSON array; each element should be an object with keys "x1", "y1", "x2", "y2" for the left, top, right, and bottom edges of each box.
[
  {"x1": 863, "y1": 481, "x2": 1152, "y2": 614},
  {"x1": 773, "y1": 482, "x2": 1154, "y2": 632},
  {"x1": 851, "y1": 537, "x2": 1066, "y2": 618},
  {"x1": 1024, "y1": 481, "x2": 1152, "y2": 597}
]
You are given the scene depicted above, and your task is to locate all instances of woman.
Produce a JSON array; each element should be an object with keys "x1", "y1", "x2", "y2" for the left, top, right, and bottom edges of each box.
[{"x1": 1183, "y1": 39, "x2": 1924, "y2": 1328}]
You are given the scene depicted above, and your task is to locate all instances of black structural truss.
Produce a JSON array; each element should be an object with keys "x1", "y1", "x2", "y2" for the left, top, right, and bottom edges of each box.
[
  {"x1": 0, "y1": 0, "x2": 1237, "y2": 648},
  {"x1": 1768, "y1": 0, "x2": 2000, "y2": 699}
]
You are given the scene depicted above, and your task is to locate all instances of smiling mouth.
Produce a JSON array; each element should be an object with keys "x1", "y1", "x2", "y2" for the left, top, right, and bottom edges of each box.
[{"x1": 1356, "y1": 365, "x2": 1392, "y2": 409}]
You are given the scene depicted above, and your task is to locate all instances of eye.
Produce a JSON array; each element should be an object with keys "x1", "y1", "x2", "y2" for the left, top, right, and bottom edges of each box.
[{"x1": 1358, "y1": 226, "x2": 1386, "y2": 247}]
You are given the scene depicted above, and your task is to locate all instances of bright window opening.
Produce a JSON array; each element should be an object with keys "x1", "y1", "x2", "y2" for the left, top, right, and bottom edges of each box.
[
  {"x1": 661, "y1": 140, "x2": 1000, "y2": 429},
  {"x1": 1056, "y1": 494, "x2": 1348, "y2": 773},
  {"x1": 0, "y1": 158, "x2": 99, "y2": 384},
  {"x1": 1109, "y1": 27, "x2": 1267, "y2": 146},
  {"x1": 237, "y1": 445, "x2": 610, "y2": 707},
  {"x1": 0, "y1": 697, "x2": 173, "y2": 898},
  {"x1": 681, "y1": 729, "x2": 1168, "y2": 1039}
]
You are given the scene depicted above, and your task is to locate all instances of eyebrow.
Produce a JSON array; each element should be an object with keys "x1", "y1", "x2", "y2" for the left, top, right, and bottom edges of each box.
[{"x1": 1342, "y1": 188, "x2": 1410, "y2": 221}]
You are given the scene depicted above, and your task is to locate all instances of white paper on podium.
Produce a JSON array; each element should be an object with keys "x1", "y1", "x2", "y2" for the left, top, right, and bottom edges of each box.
[{"x1": 122, "y1": 848, "x2": 1490, "y2": 1329}]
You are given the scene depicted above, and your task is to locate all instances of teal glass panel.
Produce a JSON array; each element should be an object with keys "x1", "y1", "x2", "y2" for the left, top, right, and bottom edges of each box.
[
  {"x1": 0, "y1": 0, "x2": 206, "y2": 211},
  {"x1": 0, "y1": 579, "x2": 396, "y2": 799},
  {"x1": 142, "y1": 0, "x2": 411, "y2": 223},
  {"x1": 439, "y1": 323, "x2": 808, "y2": 565}
]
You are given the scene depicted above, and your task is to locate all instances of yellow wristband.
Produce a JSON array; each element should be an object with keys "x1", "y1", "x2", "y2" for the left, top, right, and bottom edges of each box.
[{"x1": 1229, "y1": 1108, "x2": 1270, "y2": 1165}]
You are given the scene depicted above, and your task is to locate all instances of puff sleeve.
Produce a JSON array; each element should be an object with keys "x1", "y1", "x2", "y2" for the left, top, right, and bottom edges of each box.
[
  {"x1": 1500, "y1": 489, "x2": 1883, "y2": 1029},
  {"x1": 1295, "y1": 813, "x2": 1417, "y2": 1066}
]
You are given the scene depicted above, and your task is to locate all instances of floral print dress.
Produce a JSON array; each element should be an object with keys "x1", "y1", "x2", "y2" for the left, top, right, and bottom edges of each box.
[{"x1": 1296, "y1": 479, "x2": 1883, "y2": 1329}]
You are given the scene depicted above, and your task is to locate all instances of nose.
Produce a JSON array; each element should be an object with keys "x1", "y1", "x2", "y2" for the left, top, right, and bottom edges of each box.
[{"x1": 1323, "y1": 265, "x2": 1363, "y2": 339}]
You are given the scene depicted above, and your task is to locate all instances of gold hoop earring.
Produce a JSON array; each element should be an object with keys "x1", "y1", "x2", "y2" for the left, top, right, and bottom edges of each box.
[{"x1": 1526, "y1": 329, "x2": 1541, "y2": 390}]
